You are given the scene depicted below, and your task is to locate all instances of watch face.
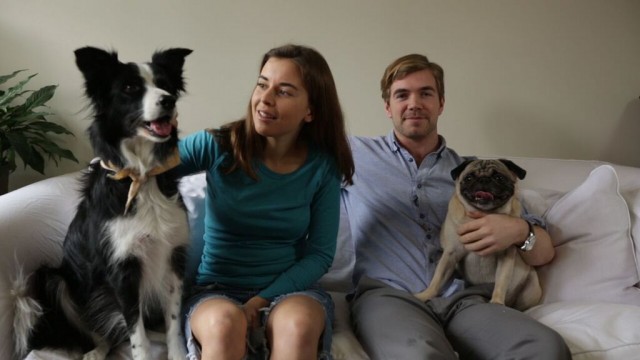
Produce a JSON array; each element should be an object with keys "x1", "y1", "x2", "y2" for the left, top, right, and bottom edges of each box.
[
  {"x1": 521, "y1": 220, "x2": 536, "y2": 251},
  {"x1": 523, "y1": 233, "x2": 536, "y2": 251}
]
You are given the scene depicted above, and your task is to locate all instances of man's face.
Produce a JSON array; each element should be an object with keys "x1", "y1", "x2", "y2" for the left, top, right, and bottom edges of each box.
[{"x1": 385, "y1": 69, "x2": 444, "y2": 144}]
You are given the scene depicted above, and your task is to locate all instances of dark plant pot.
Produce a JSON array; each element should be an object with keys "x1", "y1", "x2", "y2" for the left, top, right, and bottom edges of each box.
[{"x1": 0, "y1": 164, "x2": 9, "y2": 195}]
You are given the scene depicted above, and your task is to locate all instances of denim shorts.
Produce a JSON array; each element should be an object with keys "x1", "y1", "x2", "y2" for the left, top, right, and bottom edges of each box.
[{"x1": 183, "y1": 283, "x2": 334, "y2": 360}]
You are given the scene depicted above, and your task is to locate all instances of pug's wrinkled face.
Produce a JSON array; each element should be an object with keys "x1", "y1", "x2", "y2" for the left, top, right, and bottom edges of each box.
[{"x1": 454, "y1": 160, "x2": 525, "y2": 212}]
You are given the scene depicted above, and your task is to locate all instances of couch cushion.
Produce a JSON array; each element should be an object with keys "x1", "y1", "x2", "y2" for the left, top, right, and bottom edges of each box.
[
  {"x1": 527, "y1": 301, "x2": 640, "y2": 360},
  {"x1": 178, "y1": 172, "x2": 207, "y2": 285},
  {"x1": 538, "y1": 165, "x2": 640, "y2": 305},
  {"x1": 319, "y1": 195, "x2": 355, "y2": 293}
]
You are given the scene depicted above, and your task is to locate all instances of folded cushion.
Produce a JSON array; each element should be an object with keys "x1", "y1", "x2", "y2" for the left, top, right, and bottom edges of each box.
[{"x1": 539, "y1": 165, "x2": 640, "y2": 305}]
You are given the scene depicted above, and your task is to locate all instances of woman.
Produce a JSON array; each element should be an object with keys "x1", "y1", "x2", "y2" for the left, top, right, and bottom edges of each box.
[{"x1": 179, "y1": 44, "x2": 354, "y2": 360}]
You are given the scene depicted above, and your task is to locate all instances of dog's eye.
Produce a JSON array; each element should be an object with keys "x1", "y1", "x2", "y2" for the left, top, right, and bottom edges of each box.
[
  {"x1": 493, "y1": 174, "x2": 506, "y2": 182},
  {"x1": 123, "y1": 84, "x2": 141, "y2": 94},
  {"x1": 463, "y1": 175, "x2": 474, "y2": 183}
]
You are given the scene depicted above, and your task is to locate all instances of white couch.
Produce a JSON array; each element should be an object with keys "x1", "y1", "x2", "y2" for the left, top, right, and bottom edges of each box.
[{"x1": 1, "y1": 157, "x2": 639, "y2": 360}]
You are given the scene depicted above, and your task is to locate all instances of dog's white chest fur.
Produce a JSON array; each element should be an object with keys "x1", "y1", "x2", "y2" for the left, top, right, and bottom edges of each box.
[{"x1": 106, "y1": 179, "x2": 188, "y2": 290}]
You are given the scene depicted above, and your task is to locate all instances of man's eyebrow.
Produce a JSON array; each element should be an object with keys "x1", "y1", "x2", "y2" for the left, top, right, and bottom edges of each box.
[
  {"x1": 258, "y1": 75, "x2": 300, "y2": 91},
  {"x1": 392, "y1": 85, "x2": 435, "y2": 95}
]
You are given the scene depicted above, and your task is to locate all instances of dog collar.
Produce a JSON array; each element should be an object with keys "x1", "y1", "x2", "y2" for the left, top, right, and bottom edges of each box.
[{"x1": 99, "y1": 149, "x2": 180, "y2": 215}]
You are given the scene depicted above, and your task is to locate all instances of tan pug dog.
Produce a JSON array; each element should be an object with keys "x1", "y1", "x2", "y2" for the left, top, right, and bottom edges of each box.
[{"x1": 415, "y1": 159, "x2": 542, "y2": 311}]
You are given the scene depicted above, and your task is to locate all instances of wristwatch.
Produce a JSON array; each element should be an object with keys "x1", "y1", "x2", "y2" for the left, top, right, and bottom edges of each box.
[{"x1": 519, "y1": 220, "x2": 537, "y2": 252}]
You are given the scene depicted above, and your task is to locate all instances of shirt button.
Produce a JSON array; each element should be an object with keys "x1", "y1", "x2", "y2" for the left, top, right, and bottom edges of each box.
[
  {"x1": 426, "y1": 234, "x2": 432, "y2": 240},
  {"x1": 417, "y1": 184, "x2": 422, "y2": 189},
  {"x1": 419, "y1": 213, "x2": 425, "y2": 219},
  {"x1": 408, "y1": 158, "x2": 414, "y2": 162}
]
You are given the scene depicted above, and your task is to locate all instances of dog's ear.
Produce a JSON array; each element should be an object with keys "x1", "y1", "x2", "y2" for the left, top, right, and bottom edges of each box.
[
  {"x1": 499, "y1": 159, "x2": 527, "y2": 180},
  {"x1": 451, "y1": 160, "x2": 474, "y2": 180},
  {"x1": 74, "y1": 47, "x2": 120, "y2": 107},
  {"x1": 152, "y1": 48, "x2": 193, "y2": 94},
  {"x1": 74, "y1": 47, "x2": 119, "y2": 81}
]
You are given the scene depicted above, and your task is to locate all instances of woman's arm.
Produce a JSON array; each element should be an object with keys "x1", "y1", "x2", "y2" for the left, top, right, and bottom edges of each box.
[{"x1": 257, "y1": 165, "x2": 340, "y2": 300}]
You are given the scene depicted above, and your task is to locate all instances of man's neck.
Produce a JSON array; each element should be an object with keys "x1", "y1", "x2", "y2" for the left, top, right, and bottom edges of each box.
[{"x1": 394, "y1": 132, "x2": 441, "y2": 167}]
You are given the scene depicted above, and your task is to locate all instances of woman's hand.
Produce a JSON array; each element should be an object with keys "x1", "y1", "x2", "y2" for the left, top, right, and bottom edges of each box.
[{"x1": 243, "y1": 296, "x2": 269, "y2": 329}]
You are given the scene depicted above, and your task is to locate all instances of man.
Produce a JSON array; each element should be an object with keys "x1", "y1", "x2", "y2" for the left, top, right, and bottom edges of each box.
[{"x1": 342, "y1": 54, "x2": 571, "y2": 359}]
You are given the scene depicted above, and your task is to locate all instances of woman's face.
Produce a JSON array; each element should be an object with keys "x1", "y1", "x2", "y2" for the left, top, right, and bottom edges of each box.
[{"x1": 251, "y1": 57, "x2": 312, "y2": 142}]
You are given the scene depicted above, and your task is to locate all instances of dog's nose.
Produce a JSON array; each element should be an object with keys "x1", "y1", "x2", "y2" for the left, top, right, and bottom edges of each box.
[{"x1": 159, "y1": 95, "x2": 176, "y2": 110}]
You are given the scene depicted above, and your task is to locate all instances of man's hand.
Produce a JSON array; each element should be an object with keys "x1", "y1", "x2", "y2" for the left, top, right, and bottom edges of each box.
[
  {"x1": 243, "y1": 296, "x2": 269, "y2": 329},
  {"x1": 457, "y1": 211, "x2": 528, "y2": 256},
  {"x1": 457, "y1": 211, "x2": 555, "y2": 266}
]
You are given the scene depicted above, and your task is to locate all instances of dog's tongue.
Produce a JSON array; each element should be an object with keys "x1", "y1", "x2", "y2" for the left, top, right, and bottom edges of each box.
[
  {"x1": 474, "y1": 191, "x2": 495, "y2": 201},
  {"x1": 150, "y1": 120, "x2": 173, "y2": 137}
]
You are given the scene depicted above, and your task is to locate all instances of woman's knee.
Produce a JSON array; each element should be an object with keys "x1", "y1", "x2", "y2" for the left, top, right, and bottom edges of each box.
[
  {"x1": 190, "y1": 298, "x2": 247, "y2": 349},
  {"x1": 268, "y1": 295, "x2": 325, "y2": 347}
]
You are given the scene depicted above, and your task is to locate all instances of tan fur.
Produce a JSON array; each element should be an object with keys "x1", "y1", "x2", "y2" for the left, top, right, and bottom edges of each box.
[{"x1": 414, "y1": 160, "x2": 541, "y2": 311}]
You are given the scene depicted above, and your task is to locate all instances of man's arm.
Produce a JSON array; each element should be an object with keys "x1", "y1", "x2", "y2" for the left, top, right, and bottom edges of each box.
[{"x1": 457, "y1": 212, "x2": 555, "y2": 266}]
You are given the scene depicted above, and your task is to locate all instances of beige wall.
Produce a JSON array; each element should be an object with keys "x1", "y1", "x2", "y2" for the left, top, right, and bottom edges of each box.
[{"x1": 2, "y1": 0, "x2": 639, "y2": 191}]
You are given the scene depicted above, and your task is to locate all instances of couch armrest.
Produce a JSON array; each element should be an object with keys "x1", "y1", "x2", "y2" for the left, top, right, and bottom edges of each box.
[{"x1": 0, "y1": 172, "x2": 82, "y2": 360}]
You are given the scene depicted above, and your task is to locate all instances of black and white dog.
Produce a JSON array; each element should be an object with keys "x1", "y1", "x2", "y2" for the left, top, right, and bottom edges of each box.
[{"x1": 12, "y1": 47, "x2": 192, "y2": 360}]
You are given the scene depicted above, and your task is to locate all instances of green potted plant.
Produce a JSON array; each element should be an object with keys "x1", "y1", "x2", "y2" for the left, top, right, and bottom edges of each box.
[{"x1": 0, "y1": 70, "x2": 78, "y2": 195}]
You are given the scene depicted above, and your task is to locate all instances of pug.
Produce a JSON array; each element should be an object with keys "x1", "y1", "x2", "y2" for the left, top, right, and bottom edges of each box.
[{"x1": 414, "y1": 159, "x2": 542, "y2": 311}]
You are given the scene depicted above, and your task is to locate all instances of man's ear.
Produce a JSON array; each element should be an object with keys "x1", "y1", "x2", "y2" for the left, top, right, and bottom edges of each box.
[
  {"x1": 438, "y1": 96, "x2": 445, "y2": 115},
  {"x1": 385, "y1": 101, "x2": 392, "y2": 118}
]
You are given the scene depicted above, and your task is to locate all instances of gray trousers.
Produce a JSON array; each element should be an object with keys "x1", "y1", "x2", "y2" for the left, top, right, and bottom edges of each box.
[{"x1": 350, "y1": 277, "x2": 571, "y2": 360}]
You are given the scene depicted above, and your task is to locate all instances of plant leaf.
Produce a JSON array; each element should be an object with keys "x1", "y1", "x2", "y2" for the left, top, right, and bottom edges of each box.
[
  {"x1": 0, "y1": 70, "x2": 26, "y2": 87},
  {"x1": 2, "y1": 111, "x2": 53, "y2": 126},
  {"x1": 26, "y1": 145, "x2": 45, "y2": 174},
  {"x1": 6, "y1": 133, "x2": 34, "y2": 168},
  {"x1": 0, "y1": 73, "x2": 36, "y2": 109},
  {"x1": 1, "y1": 71, "x2": 78, "y2": 174},
  {"x1": 21, "y1": 85, "x2": 57, "y2": 111},
  {"x1": 34, "y1": 139, "x2": 79, "y2": 163},
  {"x1": 25, "y1": 120, "x2": 75, "y2": 135}
]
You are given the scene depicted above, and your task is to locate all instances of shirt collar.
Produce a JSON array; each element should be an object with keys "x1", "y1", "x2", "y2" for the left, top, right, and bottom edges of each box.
[{"x1": 386, "y1": 130, "x2": 448, "y2": 158}]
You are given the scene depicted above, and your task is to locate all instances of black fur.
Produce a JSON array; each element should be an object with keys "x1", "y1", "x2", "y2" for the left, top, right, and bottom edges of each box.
[
  {"x1": 451, "y1": 158, "x2": 527, "y2": 180},
  {"x1": 13, "y1": 47, "x2": 192, "y2": 359}
]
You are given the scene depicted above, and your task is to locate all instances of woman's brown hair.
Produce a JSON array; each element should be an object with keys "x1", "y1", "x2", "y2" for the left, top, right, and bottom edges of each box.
[{"x1": 212, "y1": 44, "x2": 354, "y2": 185}]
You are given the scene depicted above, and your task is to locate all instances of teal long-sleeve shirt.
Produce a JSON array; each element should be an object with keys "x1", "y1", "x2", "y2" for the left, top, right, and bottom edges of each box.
[{"x1": 178, "y1": 130, "x2": 339, "y2": 300}]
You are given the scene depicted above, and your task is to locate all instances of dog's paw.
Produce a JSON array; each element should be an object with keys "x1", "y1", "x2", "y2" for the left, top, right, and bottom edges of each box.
[
  {"x1": 130, "y1": 343, "x2": 152, "y2": 360},
  {"x1": 489, "y1": 298, "x2": 506, "y2": 306},
  {"x1": 82, "y1": 348, "x2": 108, "y2": 360},
  {"x1": 167, "y1": 341, "x2": 187, "y2": 360},
  {"x1": 414, "y1": 288, "x2": 438, "y2": 302},
  {"x1": 332, "y1": 332, "x2": 370, "y2": 360}
]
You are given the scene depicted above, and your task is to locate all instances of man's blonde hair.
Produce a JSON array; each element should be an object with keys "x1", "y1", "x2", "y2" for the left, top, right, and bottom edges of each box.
[{"x1": 380, "y1": 54, "x2": 444, "y2": 104}]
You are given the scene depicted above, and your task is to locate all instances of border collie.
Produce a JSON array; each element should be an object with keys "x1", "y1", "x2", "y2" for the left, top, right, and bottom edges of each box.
[{"x1": 12, "y1": 47, "x2": 192, "y2": 360}]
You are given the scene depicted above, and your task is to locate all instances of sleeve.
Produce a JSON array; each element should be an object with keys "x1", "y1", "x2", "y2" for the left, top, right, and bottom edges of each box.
[
  {"x1": 176, "y1": 130, "x2": 218, "y2": 176},
  {"x1": 522, "y1": 210, "x2": 547, "y2": 229},
  {"x1": 258, "y1": 162, "x2": 340, "y2": 300}
]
